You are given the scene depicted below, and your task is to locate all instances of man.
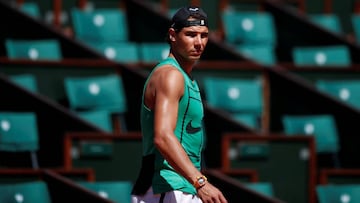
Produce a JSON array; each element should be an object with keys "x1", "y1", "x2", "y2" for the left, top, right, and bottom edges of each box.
[{"x1": 131, "y1": 6, "x2": 228, "y2": 203}]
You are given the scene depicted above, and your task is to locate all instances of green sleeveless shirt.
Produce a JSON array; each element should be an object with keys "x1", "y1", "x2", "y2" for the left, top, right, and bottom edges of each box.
[{"x1": 141, "y1": 57, "x2": 204, "y2": 195}]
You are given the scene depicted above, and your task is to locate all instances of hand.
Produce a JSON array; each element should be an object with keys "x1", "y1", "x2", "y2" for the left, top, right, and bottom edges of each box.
[{"x1": 197, "y1": 182, "x2": 228, "y2": 203}]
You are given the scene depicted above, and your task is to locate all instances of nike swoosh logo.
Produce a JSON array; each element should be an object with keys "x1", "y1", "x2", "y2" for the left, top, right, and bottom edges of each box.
[{"x1": 186, "y1": 120, "x2": 202, "y2": 134}]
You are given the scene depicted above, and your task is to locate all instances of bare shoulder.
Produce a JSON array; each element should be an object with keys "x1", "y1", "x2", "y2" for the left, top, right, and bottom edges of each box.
[{"x1": 151, "y1": 64, "x2": 184, "y2": 88}]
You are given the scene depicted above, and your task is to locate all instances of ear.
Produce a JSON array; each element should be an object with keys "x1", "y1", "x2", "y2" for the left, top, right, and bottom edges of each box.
[{"x1": 169, "y1": 28, "x2": 176, "y2": 42}]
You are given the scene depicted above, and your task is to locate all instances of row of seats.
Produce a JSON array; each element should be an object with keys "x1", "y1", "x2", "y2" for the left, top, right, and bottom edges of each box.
[
  {"x1": 231, "y1": 44, "x2": 351, "y2": 67},
  {"x1": 202, "y1": 76, "x2": 344, "y2": 168},
  {"x1": 5, "y1": 38, "x2": 170, "y2": 63},
  {"x1": 8, "y1": 73, "x2": 345, "y2": 166},
  {"x1": 221, "y1": 9, "x2": 354, "y2": 66},
  {"x1": 14, "y1": 2, "x2": 356, "y2": 67},
  {"x1": 244, "y1": 181, "x2": 360, "y2": 203},
  {"x1": 240, "y1": 180, "x2": 360, "y2": 203},
  {"x1": 0, "y1": 180, "x2": 133, "y2": 203}
]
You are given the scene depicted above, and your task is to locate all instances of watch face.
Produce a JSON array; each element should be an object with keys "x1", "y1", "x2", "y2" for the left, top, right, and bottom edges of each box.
[
  {"x1": 194, "y1": 176, "x2": 207, "y2": 189},
  {"x1": 198, "y1": 177, "x2": 205, "y2": 185}
]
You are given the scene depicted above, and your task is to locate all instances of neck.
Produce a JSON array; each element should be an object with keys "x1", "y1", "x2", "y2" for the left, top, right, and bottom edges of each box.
[{"x1": 168, "y1": 53, "x2": 197, "y2": 76}]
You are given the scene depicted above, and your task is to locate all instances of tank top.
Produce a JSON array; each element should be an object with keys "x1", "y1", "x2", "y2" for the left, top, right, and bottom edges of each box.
[{"x1": 140, "y1": 57, "x2": 204, "y2": 195}]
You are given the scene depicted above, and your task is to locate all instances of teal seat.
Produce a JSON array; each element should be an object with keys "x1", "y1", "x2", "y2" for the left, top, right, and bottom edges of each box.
[
  {"x1": 139, "y1": 43, "x2": 169, "y2": 63},
  {"x1": 87, "y1": 42, "x2": 140, "y2": 63},
  {"x1": 64, "y1": 74, "x2": 127, "y2": 132},
  {"x1": 235, "y1": 44, "x2": 276, "y2": 65},
  {"x1": 18, "y1": 2, "x2": 41, "y2": 18},
  {"x1": 78, "y1": 110, "x2": 113, "y2": 133},
  {"x1": 316, "y1": 184, "x2": 360, "y2": 203},
  {"x1": 316, "y1": 79, "x2": 360, "y2": 110},
  {"x1": 351, "y1": 14, "x2": 360, "y2": 43},
  {"x1": 243, "y1": 182, "x2": 274, "y2": 197},
  {"x1": 5, "y1": 39, "x2": 62, "y2": 61},
  {"x1": 221, "y1": 10, "x2": 277, "y2": 46},
  {"x1": 282, "y1": 114, "x2": 339, "y2": 154},
  {"x1": 64, "y1": 74, "x2": 127, "y2": 112},
  {"x1": 309, "y1": 14, "x2": 342, "y2": 34},
  {"x1": 233, "y1": 113, "x2": 260, "y2": 129},
  {"x1": 0, "y1": 181, "x2": 51, "y2": 203},
  {"x1": 78, "y1": 181, "x2": 132, "y2": 203},
  {"x1": 203, "y1": 77, "x2": 263, "y2": 129},
  {"x1": 10, "y1": 74, "x2": 38, "y2": 93},
  {"x1": 292, "y1": 45, "x2": 351, "y2": 67},
  {"x1": 0, "y1": 112, "x2": 39, "y2": 168},
  {"x1": 71, "y1": 8, "x2": 129, "y2": 43}
]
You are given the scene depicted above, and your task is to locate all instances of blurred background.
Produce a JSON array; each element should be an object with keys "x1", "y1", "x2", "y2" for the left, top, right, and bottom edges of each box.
[{"x1": 1, "y1": 0, "x2": 360, "y2": 202}]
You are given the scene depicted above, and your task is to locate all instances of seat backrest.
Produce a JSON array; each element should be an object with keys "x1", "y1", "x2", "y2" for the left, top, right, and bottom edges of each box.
[
  {"x1": 203, "y1": 76, "x2": 263, "y2": 114},
  {"x1": 77, "y1": 181, "x2": 132, "y2": 203},
  {"x1": 64, "y1": 74, "x2": 127, "y2": 113},
  {"x1": 309, "y1": 14, "x2": 342, "y2": 34},
  {"x1": 235, "y1": 44, "x2": 276, "y2": 66},
  {"x1": 243, "y1": 182, "x2": 274, "y2": 197},
  {"x1": 203, "y1": 77, "x2": 263, "y2": 128},
  {"x1": 221, "y1": 10, "x2": 277, "y2": 46},
  {"x1": 232, "y1": 113, "x2": 260, "y2": 128},
  {"x1": 292, "y1": 45, "x2": 351, "y2": 67},
  {"x1": 5, "y1": 39, "x2": 62, "y2": 61},
  {"x1": 78, "y1": 110, "x2": 113, "y2": 132},
  {"x1": 316, "y1": 184, "x2": 360, "y2": 203},
  {"x1": 10, "y1": 74, "x2": 38, "y2": 93},
  {"x1": 71, "y1": 8, "x2": 129, "y2": 43},
  {"x1": 351, "y1": 14, "x2": 360, "y2": 43},
  {"x1": 282, "y1": 114, "x2": 339, "y2": 153},
  {"x1": 18, "y1": 2, "x2": 41, "y2": 18},
  {"x1": 0, "y1": 111, "x2": 39, "y2": 152},
  {"x1": 138, "y1": 42, "x2": 170, "y2": 63},
  {"x1": 0, "y1": 181, "x2": 51, "y2": 203},
  {"x1": 316, "y1": 79, "x2": 360, "y2": 110},
  {"x1": 87, "y1": 41, "x2": 140, "y2": 63}
]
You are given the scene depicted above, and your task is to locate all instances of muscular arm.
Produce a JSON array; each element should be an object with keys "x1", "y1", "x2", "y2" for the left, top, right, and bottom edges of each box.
[
  {"x1": 148, "y1": 66, "x2": 227, "y2": 203},
  {"x1": 151, "y1": 66, "x2": 202, "y2": 183}
]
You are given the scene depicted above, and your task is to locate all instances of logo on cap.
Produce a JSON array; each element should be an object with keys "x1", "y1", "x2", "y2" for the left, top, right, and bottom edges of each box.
[{"x1": 189, "y1": 7, "x2": 199, "y2": 11}]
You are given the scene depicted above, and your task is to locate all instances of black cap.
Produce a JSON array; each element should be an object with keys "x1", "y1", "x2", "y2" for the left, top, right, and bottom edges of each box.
[{"x1": 171, "y1": 6, "x2": 208, "y2": 31}]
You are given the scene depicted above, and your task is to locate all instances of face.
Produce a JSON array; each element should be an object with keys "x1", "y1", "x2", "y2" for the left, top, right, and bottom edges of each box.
[{"x1": 170, "y1": 25, "x2": 209, "y2": 62}]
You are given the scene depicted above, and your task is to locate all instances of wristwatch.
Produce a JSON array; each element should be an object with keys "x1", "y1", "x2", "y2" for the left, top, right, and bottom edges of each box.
[{"x1": 193, "y1": 175, "x2": 207, "y2": 189}]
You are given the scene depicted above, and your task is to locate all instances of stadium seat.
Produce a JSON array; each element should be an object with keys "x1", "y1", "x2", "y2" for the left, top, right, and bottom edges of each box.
[
  {"x1": 5, "y1": 39, "x2": 62, "y2": 61},
  {"x1": 71, "y1": 8, "x2": 129, "y2": 43},
  {"x1": 138, "y1": 42, "x2": 170, "y2": 63},
  {"x1": 64, "y1": 74, "x2": 127, "y2": 132},
  {"x1": 282, "y1": 114, "x2": 339, "y2": 153},
  {"x1": 234, "y1": 44, "x2": 276, "y2": 65},
  {"x1": 316, "y1": 184, "x2": 360, "y2": 203},
  {"x1": 282, "y1": 114, "x2": 340, "y2": 167},
  {"x1": 87, "y1": 42, "x2": 140, "y2": 63},
  {"x1": 243, "y1": 182, "x2": 274, "y2": 197},
  {"x1": 77, "y1": 181, "x2": 132, "y2": 203},
  {"x1": 10, "y1": 74, "x2": 38, "y2": 93},
  {"x1": 292, "y1": 45, "x2": 351, "y2": 67},
  {"x1": 203, "y1": 76, "x2": 263, "y2": 129},
  {"x1": 351, "y1": 14, "x2": 360, "y2": 44},
  {"x1": 221, "y1": 10, "x2": 277, "y2": 46},
  {"x1": 309, "y1": 14, "x2": 342, "y2": 34},
  {"x1": 0, "y1": 181, "x2": 51, "y2": 203},
  {"x1": 0, "y1": 111, "x2": 39, "y2": 168},
  {"x1": 78, "y1": 110, "x2": 113, "y2": 133},
  {"x1": 316, "y1": 79, "x2": 360, "y2": 110},
  {"x1": 17, "y1": 2, "x2": 41, "y2": 18}
]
